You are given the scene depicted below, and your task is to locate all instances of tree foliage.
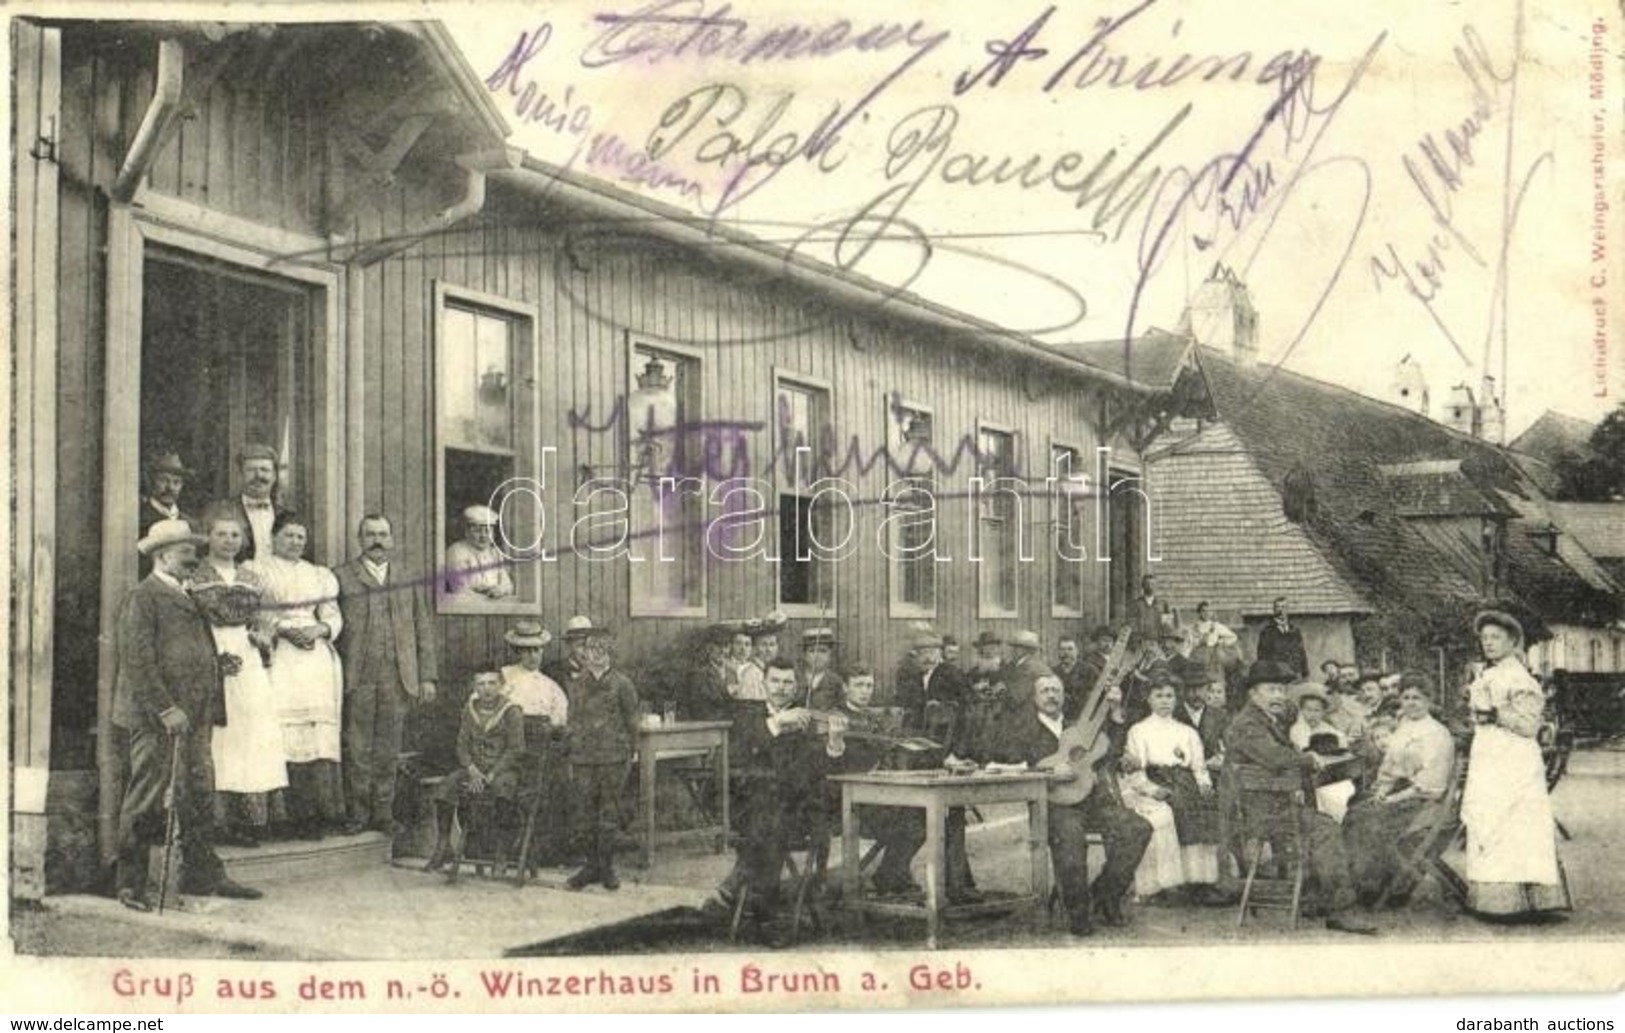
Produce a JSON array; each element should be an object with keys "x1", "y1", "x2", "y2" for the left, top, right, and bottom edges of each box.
[{"x1": 1556, "y1": 403, "x2": 1625, "y2": 501}]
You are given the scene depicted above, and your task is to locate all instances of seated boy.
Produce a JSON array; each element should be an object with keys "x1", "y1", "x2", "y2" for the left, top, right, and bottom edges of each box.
[
  {"x1": 427, "y1": 669, "x2": 526, "y2": 870},
  {"x1": 830, "y1": 667, "x2": 927, "y2": 896}
]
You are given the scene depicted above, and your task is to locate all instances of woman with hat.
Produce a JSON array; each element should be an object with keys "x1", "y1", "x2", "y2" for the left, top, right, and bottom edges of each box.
[
  {"x1": 1288, "y1": 682, "x2": 1356, "y2": 823},
  {"x1": 1459, "y1": 611, "x2": 1571, "y2": 919},
  {"x1": 246, "y1": 512, "x2": 344, "y2": 839},
  {"x1": 501, "y1": 621, "x2": 568, "y2": 726}
]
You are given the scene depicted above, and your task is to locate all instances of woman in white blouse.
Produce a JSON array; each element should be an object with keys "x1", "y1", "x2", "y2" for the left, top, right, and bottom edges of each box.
[
  {"x1": 247, "y1": 514, "x2": 344, "y2": 839},
  {"x1": 1121, "y1": 675, "x2": 1222, "y2": 902}
]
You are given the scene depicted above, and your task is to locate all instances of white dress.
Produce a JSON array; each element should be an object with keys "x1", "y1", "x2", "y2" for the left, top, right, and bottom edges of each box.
[
  {"x1": 198, "y1": 562, "x2": 289, "y2": 793},
  {"x1": 247, "y1": 556, "x2": 345, "y2": 763},
  {"x1": 1460, "y1": 656, "x2": 1569, "y2": 914},
  {"x1": 1121, "y1": 713, "x2": 1219, "y2": 897}
]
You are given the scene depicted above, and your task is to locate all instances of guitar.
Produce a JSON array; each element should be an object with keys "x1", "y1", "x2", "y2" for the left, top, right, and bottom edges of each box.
[{"x1": 1039, "y1": 628, "x2": 1137, "y2": 805}]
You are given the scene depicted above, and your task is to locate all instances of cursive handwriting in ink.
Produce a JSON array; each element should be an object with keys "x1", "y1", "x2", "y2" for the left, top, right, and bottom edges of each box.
[
  {"x1": 1129, "y1": 33, "x2": 1385, "y2": 392},
  {"x1": 1368, "y1": 22, "x2": 1523, "y2": 365}
]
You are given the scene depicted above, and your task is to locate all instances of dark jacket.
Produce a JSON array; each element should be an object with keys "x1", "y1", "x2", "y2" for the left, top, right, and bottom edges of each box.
[
  {"x1": 334, "y1": 558, "x2": 439, "y2": 692},
  {"x1": 1222, "y1": 702, "x2": 1316, "y2": 794},
  {"x1": 988, "y1": 706, "x2": 1064, "y2": 768},
  {"x1": 218, "y1": 496, "x2": 295, "y2": 562},
  {"x1": 567, "y1": 667, "x2": 639, "y2": 765},
  {"x1": 112, "y1": 575, "x2": 226, "y2": 731},
  {"x1": 729, "y1": 704, "x2": 835, "y2": 793},
  {"x1": 797, "y1": 668, "x2": 846, "y2": 711},
  {"x1": 1175, "y1": 701, "x2": 1230, "y2": 759},
  {"x1": 456, "y1": 697, "x2": 526, "y2": 795},
  {"x1": 894, "y1": 661, "x2": 968, "y2": 724},
  {"x1": 1255, "y1": 622, "x2": 1308, "y2": 678}
]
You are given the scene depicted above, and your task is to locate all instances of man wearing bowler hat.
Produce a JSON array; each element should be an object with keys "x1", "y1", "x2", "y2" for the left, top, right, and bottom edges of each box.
[
  {"x1": 138, "y1": 452, "x2": 196, "y2": 578},
  {"x1": 796, "y1": 626, "x2": 845, "y2": 710},
  {"x1": 1222, "y1": 660, "x2": 1376, "y2": 934},
  {"x1": 444, "y1": 504, "x2": 515, "y2": 606},
  {"x1": 112, "y1": 519, "x2": 261, "y2": 910},
  {"x1": 225, "y1": 443, "x2": 292, "y2": 562}
]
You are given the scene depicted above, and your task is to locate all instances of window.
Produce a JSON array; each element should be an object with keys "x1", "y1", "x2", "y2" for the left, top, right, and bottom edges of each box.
[
  {"x1": 435, "y1": 283, "x2": 540, "y2": 615},
  {"x1": 1590, "y1": 639, "x2": 1605, "y2": 673},
  {"x1": 887, "y1": 398, "x2": 937, "y2": 618},
  {"x1": 1105, "y1": 464, "x2": 1148, "y2": 625},
  {"x1": 627, "y1": 336, "x2": 706, "y2": 616},
  {"x1": 774, "y1": 375, "x2": 837, "y2": 613},
  {"x1": 1051, "y1": 442, "x2": 1087, "y2": 616},
  {"x1": 976, "y1": 425, "x2": 1021, "y2": 618}
]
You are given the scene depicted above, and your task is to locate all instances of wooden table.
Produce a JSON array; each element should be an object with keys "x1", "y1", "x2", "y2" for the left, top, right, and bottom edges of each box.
[
  {"x1": 831, "y1": 769, "x2": 1052, "y2": 948},
  {"x1": 634, "y1": 720, "x2": 730, "y2": 868}
]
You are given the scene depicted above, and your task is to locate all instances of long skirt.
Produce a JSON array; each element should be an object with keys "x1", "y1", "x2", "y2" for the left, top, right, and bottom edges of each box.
[
  {"x1": 210, "y1": 624, "x2": 290, "y2": 794},
  {"x1": 1460, "y1": 724, "x2": 1571, "y2": 915},
  {"x1": 1124, "y1": 784, "x2": 1218, "y2": 896}
]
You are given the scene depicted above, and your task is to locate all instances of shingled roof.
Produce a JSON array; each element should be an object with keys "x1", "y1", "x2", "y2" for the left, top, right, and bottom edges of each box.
[
  {"x1": 1511, "y1": 410, "x2": 1597, "y2": 468},
  {"x1": 1148, "y1": 348, "x2": 1611, "y2": 637}
]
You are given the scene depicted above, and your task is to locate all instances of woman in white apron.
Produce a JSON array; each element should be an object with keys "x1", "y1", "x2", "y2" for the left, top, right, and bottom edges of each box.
[
  {"x1": 194, "y1": 508, "x2": 288, "y2": 847},
  {"x1": 1459, "y1": 610, "x2": 1571, "y2": 919}
]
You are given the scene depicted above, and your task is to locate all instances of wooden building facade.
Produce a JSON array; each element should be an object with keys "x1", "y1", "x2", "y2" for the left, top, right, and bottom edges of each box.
[{"x1": 10, "y1": 19, "x2": 1198, "y2": 895}]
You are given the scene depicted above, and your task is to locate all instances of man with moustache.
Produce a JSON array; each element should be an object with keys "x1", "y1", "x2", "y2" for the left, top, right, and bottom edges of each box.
[
  {"x1": 335, "y1": 514, "x2": 439, "y2": 836},
  {"x1": 112, "y1": 519, "x2": 261, "y2": 910},
  {"x1": 1223, "y1": 660, "x2": 1376, "y2": 934},
  {"x1": 138, "y1": 452, "x2": 196, "y2": 578},
  {"x1": 225, "y1": 444, "x2": 292, "y2": 562}
]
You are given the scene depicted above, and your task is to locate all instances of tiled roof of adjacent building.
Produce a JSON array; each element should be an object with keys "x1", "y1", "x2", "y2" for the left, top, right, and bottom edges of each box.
[{"x1": 1510, "y1": 410, "x2": 1597, "y2": 468}]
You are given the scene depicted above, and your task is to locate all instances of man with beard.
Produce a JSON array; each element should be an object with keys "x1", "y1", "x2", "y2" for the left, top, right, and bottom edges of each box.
[
  {"x1": 335, "y1": 514, "x2": 439, "y2": 836},
  {"x1": 112, "y1": 519, "x2": 261, "y2": 910}
]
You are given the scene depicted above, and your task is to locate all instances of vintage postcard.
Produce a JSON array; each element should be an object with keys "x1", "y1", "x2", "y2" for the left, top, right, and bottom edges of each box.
[{"x1": 4, "y1": 0, "x2": 1624, "y2": 1014}]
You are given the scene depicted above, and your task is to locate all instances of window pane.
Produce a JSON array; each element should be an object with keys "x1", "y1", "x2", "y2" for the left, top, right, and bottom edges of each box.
[
  {"x1": 474, "y1": 312, "x2": 511, "y2": 449},
  {"x1": 442, "y1": 307, "x2": 478, "y2": 446},
  {"x1": 978, "y1": 428, "x2": 1018, "y2": 614}
]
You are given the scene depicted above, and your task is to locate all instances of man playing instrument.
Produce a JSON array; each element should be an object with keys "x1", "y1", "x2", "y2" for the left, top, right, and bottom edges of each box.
[{"x1": 988, "y1": 674, "x2": 1152, "y2": 935}]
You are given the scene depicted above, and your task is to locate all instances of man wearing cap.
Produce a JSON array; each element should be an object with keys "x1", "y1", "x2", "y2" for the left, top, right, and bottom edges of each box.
[
  {"x1": 444, "y1": 504, "x2": 515, "y2": 605},
  {"x1": 336, "y1": 513, "x2": 439, "y2": 836},
  {"x1": 563, "y1": 618, "x2": 639, "y2": 891},
  {"x1": 225, "y1": 444, "x2": 292, "y2": 563},
  {"x1": 894, "y1": 631, "x2": 967, "y2": 731},
  {"x1": 501, "y1": 621, "x2": 568, "y2": 726},
  {"x1": 112, "y1": 519, "x2": 261, "y2": 910},
  {"x1": 1002, "y1": 629, "x2": 1055, "y2": 714},
  {"x1": 1222, "y1": 660, "x2": 1376, "y2": 934},
  {"x1": 543, "y1": 615, "x2": 594, "y2": 689},
  {"x1": 796, "y1": 627, "x2": 845, "y2": 710}
]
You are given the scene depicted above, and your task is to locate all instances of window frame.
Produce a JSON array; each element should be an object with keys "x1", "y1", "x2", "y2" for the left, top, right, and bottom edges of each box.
[
  {"x1": 975, "y1": 420, "x2": 1021, "y2": 620},
  {"x1": 771, "y1": 368, "x2": 839, "y2": 618},
  {"x1": 1049, "y1": 437, "x2": 1088, "y2": 619},
  {"x1": 625, "y1": 331, "x2": 708, "y2": 619},
  {"x1": 432, "y1": 280, "x2": 541, "y2": 617},
  {"x1": 886, "y1": 394, "x2": 939, "y2": 620},
  {"x1": 1102, "y1": 458, "x2": 1148, "y2": 627}
]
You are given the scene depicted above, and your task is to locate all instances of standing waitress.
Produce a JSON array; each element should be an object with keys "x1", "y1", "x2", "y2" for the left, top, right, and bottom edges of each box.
[{"x1": 1460, "y1": 611, "x2": 1572, "y2": 920}]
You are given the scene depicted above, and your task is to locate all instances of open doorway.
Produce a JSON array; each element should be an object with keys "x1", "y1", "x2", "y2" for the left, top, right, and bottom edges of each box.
[{"x1": 140, "y1": 247, "x2": 318, "y2": 533}]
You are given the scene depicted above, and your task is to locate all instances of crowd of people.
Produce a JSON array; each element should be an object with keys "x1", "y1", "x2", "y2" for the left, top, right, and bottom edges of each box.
[{"x1": 111, "y1": 451, "x2": 1573, "y2": 948}]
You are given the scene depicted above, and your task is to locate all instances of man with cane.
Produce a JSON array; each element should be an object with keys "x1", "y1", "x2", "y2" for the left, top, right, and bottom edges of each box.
[{"x1": 112, "y1": 519, "x2": 261, "y2": 911}]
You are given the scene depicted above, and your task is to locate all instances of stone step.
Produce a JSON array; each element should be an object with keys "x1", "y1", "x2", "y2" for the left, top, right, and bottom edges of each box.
[{"x1": 217, "y1": 832, "x2": 391, "y2": 885}]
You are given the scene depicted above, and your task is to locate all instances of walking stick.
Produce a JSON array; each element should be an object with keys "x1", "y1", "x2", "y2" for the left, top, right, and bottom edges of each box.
[{"x1": 156, "y1": 734, "x2": 184, "y2": 916}]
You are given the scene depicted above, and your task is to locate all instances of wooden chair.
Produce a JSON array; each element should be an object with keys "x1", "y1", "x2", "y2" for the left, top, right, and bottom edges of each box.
[
  {"x1": 729, "y1": 828, "x2": 831, "y2": 946},
  {"x1": 1375, "y1": 751, "x2": 1470, "y2": 910},
  {"x1": 1234, "y1": 789, "x2": 1307, "y2": 929}
]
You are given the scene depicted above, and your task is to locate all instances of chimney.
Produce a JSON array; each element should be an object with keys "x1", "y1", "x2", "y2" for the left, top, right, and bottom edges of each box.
[
  {"x1": 1444, "y1": 384, "x2": 1479, "y2": 436},
  {"x1": 1179, "y1": 264, "x2": 1259, "y2": 368},
  {"x1": 1480, "y1": 374, "x2": 1505, "y2": 444},
  {"x1": 1391, "y1": 354, "x2": 1430, "y2": 417}
]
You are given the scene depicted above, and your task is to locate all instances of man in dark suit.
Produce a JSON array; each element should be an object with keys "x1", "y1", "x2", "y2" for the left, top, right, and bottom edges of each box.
[
  {"x1": 1001, "y1": 629, "x2": 1055, "y2": 714},
  {"x1": 137, "y1": 452, "x2": 196, "y2": 579},
  {"x1": 796, "y1": 626, "x2": 846, "y2": 710},
  {"x1": 1173, "y1": 657, "x2": 1229, "y2": 762},
  {"x1": 988, "y1": 675, "x2": 1152, "y2": 935},
  {"x1": 112, "y1": 519, "x2": 260, "y2": 910},
  {"x1": 1255, "y1": 597, "x2": 1309, "y2": 678},
  {"x1": 1223, "y1": 661, "x2": 1376, "y2": 934},
  {"x1": 893, "y1": 630, "x2": 968, "y2": 732},
  {"x1": 335, "y1": 513, "x2": 439, "y2": 835},
  {"x1": 1054, "y1": 633, "x2": 1091, "y2": 723},
  {"x1": 224, "y1": 443, "x2": 293, "y2": 562}
]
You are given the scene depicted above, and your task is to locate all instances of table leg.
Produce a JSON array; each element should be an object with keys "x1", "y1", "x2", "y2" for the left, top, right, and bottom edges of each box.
[
  {"x1": 841, "y1": 787, "x2": 860, "y2": 906},
  {"x1": 1028, "y1": 792, "x2": 1051, "y2": 927},
  {"x1": 638, "y1": 748, "x2": 657, "y2": 868},
  {"x1": 715, "y1": 739, "x2": 730, "y2": 854},
  {"x1": 924, "y1": 797, "x2": 945, "y2": 950}
]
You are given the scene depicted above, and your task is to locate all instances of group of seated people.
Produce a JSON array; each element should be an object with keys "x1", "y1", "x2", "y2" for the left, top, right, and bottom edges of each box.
[{"x1": 417, "y1": 609, "x2": 1465, "y2": 946}]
